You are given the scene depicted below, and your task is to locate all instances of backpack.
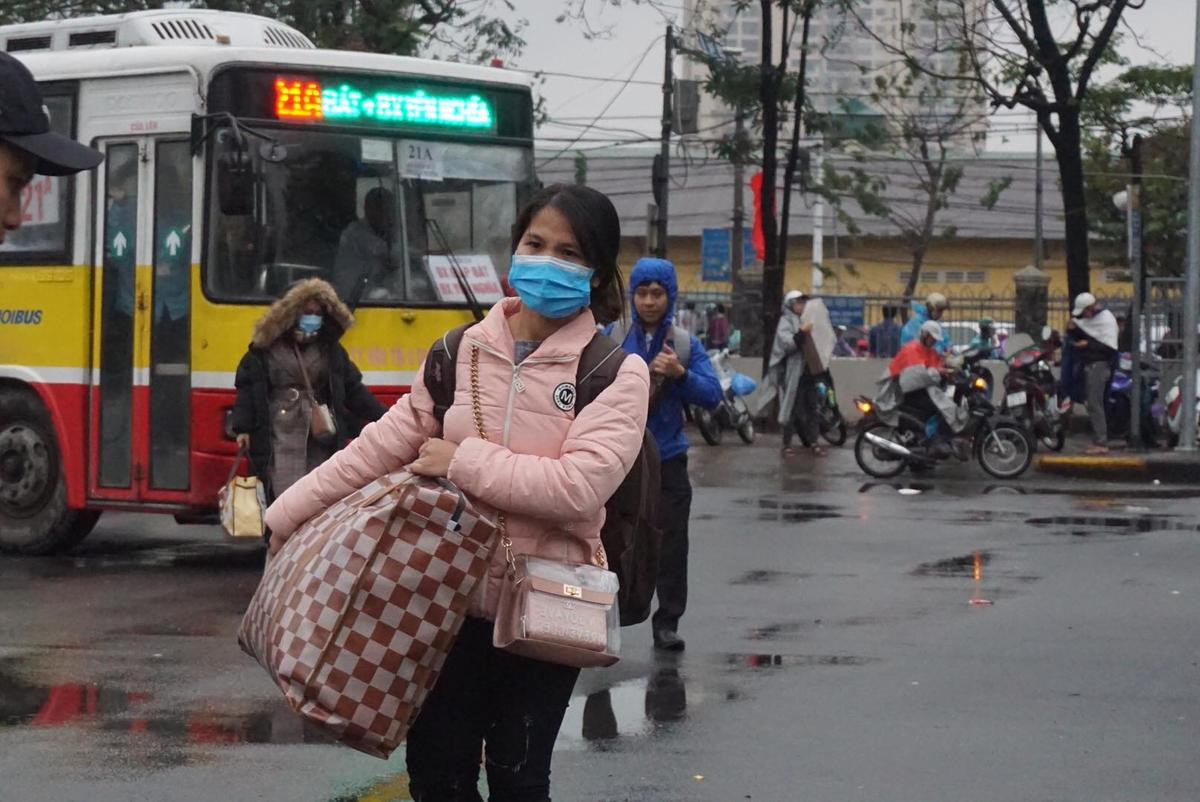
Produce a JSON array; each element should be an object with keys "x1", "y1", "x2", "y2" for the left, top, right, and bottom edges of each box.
[{"x1": 424, "y1": 324, "x2": 662, "y2": 627}]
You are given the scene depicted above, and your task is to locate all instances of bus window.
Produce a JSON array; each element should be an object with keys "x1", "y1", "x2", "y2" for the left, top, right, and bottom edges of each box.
[
  {"x1": 204, "y1": 129, "x2": 530, "y2": 307},
  {"x1": 97, "y1": 144, "x2": 138, "y2": 488},
  {"x1": 148, "y1": 140, "x2": 192, "y2": 490},
  {"x1": 0, "y1": 95, "x2": 74, "y2": 261}
]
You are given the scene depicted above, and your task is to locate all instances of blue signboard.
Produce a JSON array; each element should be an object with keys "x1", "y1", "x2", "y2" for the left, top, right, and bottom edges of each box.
[
  {"x1": 700, "y1": 227, "x2": 757, "y2": 282},
  {"x1": 823, "y1": 295, "x2": 866, "y2": 327}
]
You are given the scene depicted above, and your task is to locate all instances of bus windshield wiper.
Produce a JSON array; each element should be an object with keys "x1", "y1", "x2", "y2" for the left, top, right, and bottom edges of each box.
[{"x1": 426, "y1": 219, "x2": 484, "y2": 322}]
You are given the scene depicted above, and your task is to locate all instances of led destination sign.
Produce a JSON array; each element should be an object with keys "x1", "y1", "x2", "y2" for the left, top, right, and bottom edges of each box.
[{"x1": 274, "y1": 78, "x2": 495, "y2": 131}]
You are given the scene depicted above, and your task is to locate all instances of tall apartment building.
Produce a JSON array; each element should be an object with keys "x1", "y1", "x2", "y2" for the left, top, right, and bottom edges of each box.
[{"x1": 679, "y1": 0, "x2": 987, "y2": 143}]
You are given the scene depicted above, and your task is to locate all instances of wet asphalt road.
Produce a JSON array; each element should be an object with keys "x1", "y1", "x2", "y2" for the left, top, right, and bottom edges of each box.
[{"x1": 2, "y1": 438, "x2": 1198, "y2": 802}]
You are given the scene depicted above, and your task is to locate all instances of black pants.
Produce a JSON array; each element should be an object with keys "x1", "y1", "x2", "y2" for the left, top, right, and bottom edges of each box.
[
  {"x1": 406, "y1": 617, "x2": 580, "y2": 802},
  {"x1": 652, "y1": 455, "x2": 692, "y2": 634},
  {"x1": 783, "y1": 370, "x2": 820, "y2": 447},
  {"x1": 902, "y1": 390, "x2": 947, "y2": 439}
]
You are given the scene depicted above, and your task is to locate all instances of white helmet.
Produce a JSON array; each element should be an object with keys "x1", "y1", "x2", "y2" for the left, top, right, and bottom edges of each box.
[
  {"x1": 1072, "y1": 292, "x2": 1097, "y2": 317},
  {"x1": 926, "y1": 292, "x2": 948, "y2": 311},
  {"x1": 920, "y1": 320, "x2": 943, "y2": 341}
]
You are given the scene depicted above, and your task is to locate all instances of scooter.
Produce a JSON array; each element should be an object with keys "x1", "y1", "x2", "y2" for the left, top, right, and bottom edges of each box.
[
  {"x1": 852, "y1": 358, "x2": 1034, "y2": 480},
  {"x1": 1105, "y1": 353, "x2": 1161, "y2": 447},
  {"x1": 1002, "y1": 340, "x2": 1068, "y2": 451},
  {"x1": 815, "y1": 375, "x2": 847, "y2": 446},
  {"x1": 693, "y1": 349, "x2": 757, "y2": 446},
  {"x1": 1163, "y1": 369, "x2": 1200, "y2": 448}
]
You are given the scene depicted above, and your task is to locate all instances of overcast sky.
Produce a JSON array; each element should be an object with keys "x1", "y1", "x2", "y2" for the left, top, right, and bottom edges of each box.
[{"x1": 501, "y1": 0, "x2": 1196, "y2": 154}]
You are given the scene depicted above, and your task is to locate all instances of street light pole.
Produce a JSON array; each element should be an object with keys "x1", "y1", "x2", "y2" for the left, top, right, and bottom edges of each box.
[
  {"x1": 731, "y1": 106, "x2": 745, "y2": 284},
  {"x1": 1180, "y1": 7, "x2": 1200, "y2": 451},
  {"x1": 1035, "y1": 133, "x2": 1044, "y2": 271}
]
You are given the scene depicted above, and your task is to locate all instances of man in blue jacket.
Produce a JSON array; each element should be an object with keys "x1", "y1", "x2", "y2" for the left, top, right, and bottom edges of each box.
[
  {"x1": 899, "y1": 292, "x2": 952, "y2": 352},
  {"x1": 609, "y1": 257, "x2": 723, "y2": 651}
]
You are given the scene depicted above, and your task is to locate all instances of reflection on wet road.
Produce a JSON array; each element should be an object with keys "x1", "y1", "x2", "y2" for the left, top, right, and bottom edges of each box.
[{"x1": 2, "y1": 442, "x2": 1199, "y2": 801}]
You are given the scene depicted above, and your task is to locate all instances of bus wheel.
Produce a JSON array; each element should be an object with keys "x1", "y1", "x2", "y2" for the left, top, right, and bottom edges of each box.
[{"x1": 0, "y1": 389, "x2": 100, "y2": 555}]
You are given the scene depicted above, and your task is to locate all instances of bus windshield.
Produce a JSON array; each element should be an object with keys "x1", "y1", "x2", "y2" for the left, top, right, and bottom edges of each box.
[{"x1": 205, "y1": 126, "x2": 531, "y2": 307}]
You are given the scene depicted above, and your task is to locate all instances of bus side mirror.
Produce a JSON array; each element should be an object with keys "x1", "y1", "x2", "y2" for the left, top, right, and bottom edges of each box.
[{"x1": 216, "y1": 145, "x2": 252, "y2": 216}]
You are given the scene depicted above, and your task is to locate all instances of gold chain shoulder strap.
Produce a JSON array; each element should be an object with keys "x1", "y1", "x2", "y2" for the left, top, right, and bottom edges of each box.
[{"x1": 469, "y1": 346, "x2": 515, "y2": 573}]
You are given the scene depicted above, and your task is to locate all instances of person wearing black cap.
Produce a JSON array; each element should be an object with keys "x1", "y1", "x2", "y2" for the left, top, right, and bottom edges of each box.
[{"x1": 0, "y1": 51, "x2": 103, "y2": 244}]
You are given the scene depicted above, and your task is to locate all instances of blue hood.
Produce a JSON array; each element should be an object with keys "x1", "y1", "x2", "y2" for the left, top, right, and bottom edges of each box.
[{"x1": 627, "y1": 257, "x2": 678, "y2": 361}]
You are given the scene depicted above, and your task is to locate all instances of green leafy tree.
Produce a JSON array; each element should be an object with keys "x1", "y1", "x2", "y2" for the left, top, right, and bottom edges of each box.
[
  {"x1": 682, "y1": 0, "x2": 824, "y2": 365},
  {"x1": 838, "y1": 0, "x2": 1147, "y2": 300},
  {"x1": 1081, "y1": 64, "x2": 1192, "y2": 278},
  {"x1": 816, "y1": 57, "x2": 1007, "y2": 304},
  {"x1": 0, "y1": 0, "x2": 526, "y2": 60}
]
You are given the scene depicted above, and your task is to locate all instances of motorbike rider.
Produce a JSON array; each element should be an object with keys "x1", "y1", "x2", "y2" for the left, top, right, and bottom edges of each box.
[
  {"x1": 899, "y1": 292, "x2": 952, "y2": 352},
  {"x1": 969, "y1": 317, "x2": 999, "y2": 358},
  {"x1": 886, "y1": 320, "x2": 964, "y2": 457}
]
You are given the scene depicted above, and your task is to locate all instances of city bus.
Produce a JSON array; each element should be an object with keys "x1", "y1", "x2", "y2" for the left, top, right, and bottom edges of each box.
[{"x1": 0, "y1": 10, "x2": 535, "y2": 554}]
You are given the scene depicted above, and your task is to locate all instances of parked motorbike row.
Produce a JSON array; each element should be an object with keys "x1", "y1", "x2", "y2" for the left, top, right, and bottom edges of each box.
[{"x1": 688, "y1": 331, "x2": 1200, "y2": 469}]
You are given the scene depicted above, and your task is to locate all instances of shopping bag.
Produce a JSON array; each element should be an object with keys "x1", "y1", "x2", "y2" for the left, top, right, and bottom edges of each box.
[
  {"x1": 237, "y1": 471, "x2": 497, "y2": 759},
  {"x1": 219, "y1": 448, "x2": 267, "y2": 539}
]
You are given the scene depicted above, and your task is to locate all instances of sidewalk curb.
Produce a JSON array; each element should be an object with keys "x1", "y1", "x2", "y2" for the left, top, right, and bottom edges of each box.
[{"x1": 1035, "y1": 453, "x2": 1200, "y2": 484}]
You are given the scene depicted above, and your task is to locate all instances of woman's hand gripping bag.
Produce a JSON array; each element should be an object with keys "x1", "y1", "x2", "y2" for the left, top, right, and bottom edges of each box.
[{"x1": 237, "y1": 471, "x2": 497, "y2": 758}]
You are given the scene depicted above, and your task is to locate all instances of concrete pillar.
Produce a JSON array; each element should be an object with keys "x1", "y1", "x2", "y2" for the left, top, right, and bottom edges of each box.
[{"x1": 1013, "y1": 264, "x2": 1050, "y2": 337}]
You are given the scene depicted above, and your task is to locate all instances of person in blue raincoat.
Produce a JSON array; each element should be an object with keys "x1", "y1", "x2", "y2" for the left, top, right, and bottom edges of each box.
[
  {"x1": 899, "y1": 292, "x2": 951, "y2": 352},
  {"x1": 607, "y1": 257, "x2": 722, "y2": 652}
]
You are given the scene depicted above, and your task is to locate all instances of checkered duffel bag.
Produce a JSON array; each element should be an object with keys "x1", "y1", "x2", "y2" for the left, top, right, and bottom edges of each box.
[{"x1": 238, "y1": 471, "x2": 497, "y2": 758}]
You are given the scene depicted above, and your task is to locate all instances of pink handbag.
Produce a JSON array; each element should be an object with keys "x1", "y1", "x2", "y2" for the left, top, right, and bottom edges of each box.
[
  {"x1": 467, "y1": 345, "x2": 620, "y2": 669},
  {"x1": 237, "y1": 471, "x2": 497, "y2": 758}
]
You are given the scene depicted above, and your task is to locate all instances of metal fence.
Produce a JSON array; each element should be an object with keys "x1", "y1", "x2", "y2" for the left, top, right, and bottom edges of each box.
[{"x1": 678, "y1": 289, "x2": 1137, "y2": 353}]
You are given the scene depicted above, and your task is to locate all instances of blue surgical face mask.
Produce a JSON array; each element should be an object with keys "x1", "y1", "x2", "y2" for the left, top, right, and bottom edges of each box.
[
  {"x1": 507, "y1": 254, "x2": 594, "y2": 319},
  {"x1": 297, "y1": 314, "x2": 323, "y2": 334}
]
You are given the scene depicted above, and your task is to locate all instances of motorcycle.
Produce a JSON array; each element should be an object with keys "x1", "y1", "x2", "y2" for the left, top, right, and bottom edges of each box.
[
  {"x1": 1163, "y1": 368, "x2": 1200, "y2": 448},
  {"x1": 815, "y1": 375, "x2": 847, "y2": 446},
  {"x1": 693, "y1": 349, "x2": 757, "y2": 446},
  {"x1": 1105, "y1": 352, "x2": 1161, "y2": 447},
  {"x1": 852, "y1": 355, "x2": 1034, "y2": 480},
  {"x1": 1001, "y1": 339, "x2": 1068, "y2": 452}
]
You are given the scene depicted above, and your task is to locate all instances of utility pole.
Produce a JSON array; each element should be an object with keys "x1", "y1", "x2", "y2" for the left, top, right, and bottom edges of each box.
[
  {"x1": 731, "y1": 107, "x2": 745, "y2": 285},
  {"x1": 811, "y1": 147, "x2": 824, "y2": 291},
  {"x1": 654, "y1": 25, "x2": 674, "y2": 259},
  {"x1": 1034, "y1": 132, "x2": 1044, "y2": 271},
  {"x1": 1181, "y1": 10, "x2": 1200, "y2": 451},
  {"x1": 1128, "y1": 134, "x2": 1144, "y2": 447}
]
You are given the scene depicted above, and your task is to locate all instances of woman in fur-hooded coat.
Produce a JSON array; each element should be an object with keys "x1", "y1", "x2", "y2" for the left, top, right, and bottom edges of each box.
[{"x1": 231, "y1": 279, "x2": 386, "y2": 499}]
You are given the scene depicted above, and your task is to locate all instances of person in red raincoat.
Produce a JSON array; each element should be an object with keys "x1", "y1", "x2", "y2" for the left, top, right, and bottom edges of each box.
[{"x1": 889, "y1": 321, "x2": 956, "y2": 453}]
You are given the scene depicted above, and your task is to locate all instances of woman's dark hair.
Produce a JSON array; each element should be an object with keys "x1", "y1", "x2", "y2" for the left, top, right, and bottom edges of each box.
[
  {"x1": 716, "y1": 303, "x2": 726, "y2": 314},
  {"x1": 510, "y1": 184, "x2": 625, "y2": 324}
]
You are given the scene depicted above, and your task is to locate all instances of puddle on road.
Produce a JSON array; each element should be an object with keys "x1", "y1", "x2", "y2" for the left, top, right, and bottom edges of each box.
[
  {"x1": 739, "y1": 497, "x2": 843, "y2": 523},
  {"x1": 747, "y1": 621, "x2": 809, "y2": 641},
  {"x1": 913, "y1": 551, "x2": 993, "y2": 578},
  {"x1": 1026, "y1": 515, "x2": 1200, "y2": 536},
  {"x1": 911, "y1": 551, "x2": 1041, "y2": 583},
  {"x1": 731, "y1": 569, "x2": 809, "y2": 585},
  {"x1": 726, "y1": 653, "x2": 877, "y2": 670},
  {"x1": 0, "y1": 658, "x2": 328, "y2": 748},
  {"x1": 68, "y1": 542, "x2": 266, "y2": 571}
]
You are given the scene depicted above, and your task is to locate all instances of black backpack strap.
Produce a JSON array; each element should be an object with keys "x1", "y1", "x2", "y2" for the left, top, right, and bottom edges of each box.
[
  {"x1": 575, "y1": 332, "x2": 627, "y2": 413},
  {"x1": 424, "y1": 323, "x2": 472, "y2": 427}
]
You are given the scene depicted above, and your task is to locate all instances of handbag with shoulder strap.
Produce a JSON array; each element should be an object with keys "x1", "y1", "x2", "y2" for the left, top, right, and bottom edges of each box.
[
  {"x1": 292, "y1": 342, "x2": 337, "y2": 439},
  {"x1": 464, "y1": 344, "x2": 620, "y2": 668}
]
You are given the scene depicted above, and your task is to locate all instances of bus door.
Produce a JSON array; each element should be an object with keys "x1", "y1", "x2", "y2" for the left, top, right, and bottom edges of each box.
[{"x1": 90, "y1": 138, "x2": 193, "y2": 501}]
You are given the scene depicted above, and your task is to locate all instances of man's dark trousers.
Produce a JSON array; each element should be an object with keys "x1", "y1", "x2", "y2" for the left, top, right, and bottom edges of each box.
[{"x1": 652, "y1": 454, "x2": 692, "y2": 634}]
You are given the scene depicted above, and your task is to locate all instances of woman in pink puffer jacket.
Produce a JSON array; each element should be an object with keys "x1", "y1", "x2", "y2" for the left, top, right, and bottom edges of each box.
[{"x1": 265, "y1": 185, "x2": 649, "y2": 802}]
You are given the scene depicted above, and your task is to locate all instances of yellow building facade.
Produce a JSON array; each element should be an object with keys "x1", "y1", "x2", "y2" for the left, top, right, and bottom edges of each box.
[{"x1": 622, "y1": 235, "x2": 1130, "y2": 299}]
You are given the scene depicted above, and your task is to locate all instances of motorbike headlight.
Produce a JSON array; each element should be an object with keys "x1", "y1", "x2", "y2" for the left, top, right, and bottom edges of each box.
[
  {"x1": 971, "y1": 377, "x2": 988, "y2": 391},
  {"x1": 855, "y1": 399, "x2": 873, "y2": 414}
]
